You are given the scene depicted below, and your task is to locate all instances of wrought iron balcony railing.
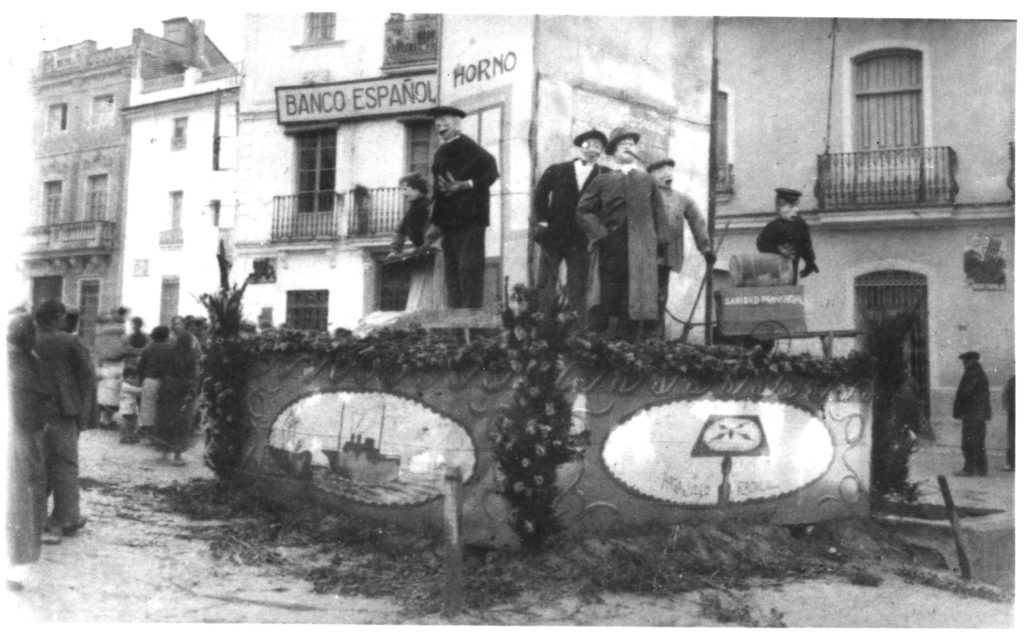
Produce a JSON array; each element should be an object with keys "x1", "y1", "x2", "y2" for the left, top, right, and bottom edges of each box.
[
  {"x1": 814, "y1": 146, "x2": 958, "y2": 210},
  {"x1": 159, "y1": 229, "x2": 184, "y2": 245},
  {"x1": 22, "y1": 220, "x2": 116, "y2": 254},
  {"x1": 271, "y1": 187, "x2": 408, "y2": 242},
  {"x1": 383, "y1": 15, "x2": 439, "y2": 68}
]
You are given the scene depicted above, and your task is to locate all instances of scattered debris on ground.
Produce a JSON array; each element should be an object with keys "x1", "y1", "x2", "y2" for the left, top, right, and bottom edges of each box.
[{"x1": 88, "y1": 477, "x2": 1011, "y2": 619}]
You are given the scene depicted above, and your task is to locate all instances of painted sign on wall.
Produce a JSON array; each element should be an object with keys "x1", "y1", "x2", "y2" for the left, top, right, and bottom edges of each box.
[
  {"x1": 275, "y1": 74, "x2": 438, "y2": 124},
  {"x1": 451, "y1": 51, "x2": 518, "y2": 88},
  {"x1": 602, "y1": 399, "x2": 834, "y2": 506},
  {"x1": 266, "y1": 390, "x2": 476, "y2": 506},
  {"x1": 964, "y1": 234, "x2": 1008, "y2": 290}
]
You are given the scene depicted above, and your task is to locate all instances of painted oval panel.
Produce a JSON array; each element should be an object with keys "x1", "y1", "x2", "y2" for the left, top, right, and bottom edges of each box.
[
  {"x1": 267, "y1": 390, "x2": 476, "y2": 506},
  {"x1": 602, "y1": 399, "x2": 833, "y2": 506}
]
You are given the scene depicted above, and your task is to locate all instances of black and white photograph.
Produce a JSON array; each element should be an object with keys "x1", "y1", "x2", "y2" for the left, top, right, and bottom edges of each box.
[{"x1": 2, "y1": 2, "x2": 1018, "y2": 626}]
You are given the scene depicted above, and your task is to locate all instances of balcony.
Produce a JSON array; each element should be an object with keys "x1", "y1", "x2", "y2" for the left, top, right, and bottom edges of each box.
[
  {"x1": 159, "y1": 229, "x2": 184, "y2": 246},
  {"x1": 271, "y1": 187, "x2": 406, "y2": 243},
  {"x1": 22, "y1": 220, "x2": 116, "y2": 255},
  {"x1": 814, "y1": 146, "x2": 958, "y2": 210},
  {"x1": 382, "y1": 15, "x2": 439, "y2": 70}
]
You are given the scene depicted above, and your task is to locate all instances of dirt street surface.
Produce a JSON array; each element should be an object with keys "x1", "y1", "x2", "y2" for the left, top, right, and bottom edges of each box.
[{"x1": 4, "y1": 429, "x2": 1016, "y2": 626}]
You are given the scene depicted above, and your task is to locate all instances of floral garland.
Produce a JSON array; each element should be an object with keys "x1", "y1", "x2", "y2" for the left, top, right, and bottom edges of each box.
[{"x1": 489, "y1": 285, "x2": 586, "y2": 548}]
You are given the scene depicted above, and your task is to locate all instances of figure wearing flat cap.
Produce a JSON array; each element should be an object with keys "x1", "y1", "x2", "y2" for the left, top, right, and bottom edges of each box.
[
  {"x1": 953, "y1": 351, "x2": 992, "y2": 476},
  {"x1": 531, "y1": 129, "x2": 611, "y2": 316},
  {"x1": 756, "y1": 188, "x2": 818, "y2": 282},
  {"x1": 576, "y1": 128, "x2": 669, "y2": 339},
  {"x1": 647, "y1": 158, "x2": 715, "y2": 332},
  {"x1": 427, "y1": 105, "x2": 500, "y2": 309}
]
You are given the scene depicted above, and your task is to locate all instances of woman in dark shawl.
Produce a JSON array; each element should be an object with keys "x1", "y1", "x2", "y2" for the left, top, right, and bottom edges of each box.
[{"x1": 138, "y1": 326, "x2": 196, "y2": 465}]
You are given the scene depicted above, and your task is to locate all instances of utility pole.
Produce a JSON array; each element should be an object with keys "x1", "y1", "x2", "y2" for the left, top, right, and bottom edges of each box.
[{"x1": 704, "y1": 16, "x2": 720, "y2": 346}]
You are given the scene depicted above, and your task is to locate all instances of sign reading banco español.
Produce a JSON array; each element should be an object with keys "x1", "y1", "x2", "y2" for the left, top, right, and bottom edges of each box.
[{"x1": 275, "y1": 73, "x2": 439, "y2": 124}]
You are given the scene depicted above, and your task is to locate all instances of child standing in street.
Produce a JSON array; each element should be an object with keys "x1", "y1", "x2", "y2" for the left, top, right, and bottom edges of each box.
[{"x1": 118, "y1": 366, "x2": 143, "y2": 444}]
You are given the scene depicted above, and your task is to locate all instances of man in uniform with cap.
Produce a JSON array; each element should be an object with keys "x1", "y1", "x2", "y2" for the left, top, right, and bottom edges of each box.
[
  {"x1": 576, "y1": 128, "x2": 668, "y2": 339},
  {"x1": 756, "y1": 187, "x2": 818, "y2": 282},
  {"x1": 531, "y1": 129, "x2": 611, "y2": 316},
  {"x1": 647, "y1": 157, "x2": 715, "y2": 334},
  {"x1": 427, "y1": 105, "x2": 500, "y2": 309},
  {"x1": 953, "y1": 350, "x2": 992, "y2": 476}
]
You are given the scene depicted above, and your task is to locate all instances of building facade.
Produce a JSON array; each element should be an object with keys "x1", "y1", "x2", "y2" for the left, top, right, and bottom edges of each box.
[
  {"x1": 23, "y1": 17, "x2": 234, "y2": 343},
  {"x1": 232, "y1": 13, "x2": 713, "y2": 332},
  {"x1": 715, "y1": 18, "x2": 1015, "y2": 446}
]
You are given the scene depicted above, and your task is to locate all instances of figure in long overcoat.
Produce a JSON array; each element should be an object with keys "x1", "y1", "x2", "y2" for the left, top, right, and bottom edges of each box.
[
  {"x1": 953, "y1": 350, "x2": 992, "y2": 476},
  {"x1": 576, "y1": 128, "x2": 669, "y2": 338},
  {"x1": 6, "y1": 314, "x2": 48, "y2": 572}
]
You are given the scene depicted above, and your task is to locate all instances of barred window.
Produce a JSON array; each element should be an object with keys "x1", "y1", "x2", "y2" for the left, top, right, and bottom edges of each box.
[
  {"x1": 287, "y1": 290, "x2": 329, "y2": 331},
  {"x1": 305, "y1": 13, "x2": 336, "y2": 43}
]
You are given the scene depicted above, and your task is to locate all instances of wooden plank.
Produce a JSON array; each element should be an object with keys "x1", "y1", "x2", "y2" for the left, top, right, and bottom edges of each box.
[{"x1": 937, "y1": 475, "x2": 974, "y2": 581}]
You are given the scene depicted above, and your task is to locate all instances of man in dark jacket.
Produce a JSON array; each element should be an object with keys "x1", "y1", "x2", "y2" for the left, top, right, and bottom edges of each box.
[
  {"x1": 532, "y1": 129, "x2": 610, "y2": 316},
  {"x1": 427, "y1": 105, "x2": 500, "y2": 309},
  {"x1": 953, "y1": 350, "x2": 992, "y2": 476},
  {"x1": 756, "y1": 188, "x2": 818, "y2": 282},
  {"x1": 34, "y1": 300, "x2": 95, "y2": 538}
]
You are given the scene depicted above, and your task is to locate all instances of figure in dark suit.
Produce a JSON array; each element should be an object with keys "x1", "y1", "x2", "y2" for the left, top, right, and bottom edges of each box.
[
  {"x1": 577, "y1": 128, "x2": 669, "y2": 340},
  {"x1": 953, "y1": 351, "x2": 992, "y2": 476},
  {"x1": 427, "y1": 105, "x2": 500, "y2": 309},
  {"x1": 532, "y1": 129, "x2": 610, "y2": 316},
  {"x1": 33, "y1": 300, "x2": 94, "y2": 537},
  {"x1": 756, "y1": 188, "x2": 818, "y2": 281}
]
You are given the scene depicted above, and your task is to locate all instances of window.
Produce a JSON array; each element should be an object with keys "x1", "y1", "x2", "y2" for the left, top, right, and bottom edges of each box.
[
  {"x1": 32, "y1": 276, "x2": 63, "y2": 307},
  {"x1": 86, "y1": 174, "x2": 108, "y2": 220},
  {"x1": 714, "y1": 90, "x2": 733, "y2": 194},
  {"x1": 296, "y1": 130, "x2": 337, "y2": 213},
  {"x1": 210, "y1": 199, "x2": 221, "y2": 227},
  {"x1": 171, "y1": 117, "x2": 188, "y2": 150},
  {"x1": 406, "y1": 120, "x2": 434, "y2": 179},
  {"x1": 460, "y1": 105, "x2": 502, "y2": 177},
  {"x1": 43, "y1": 180, "x2": 63, "y2": 223},
  {"x1": 854, "y1": 49, "x2": 922, "y2": 150},
  {"x1": 78, "y1": 280, "x2": 100, "y2": 347},
  {"x1": 91, "y1": 94, "x2": 115, "y2": 127},
  {"x1": 305, "y1": 13, "x2": 336, "y2": 43},
  {"x1": 169, "y1": 191, "x2": 183, "y2": 230},
  {"x1": 378, "y1": 259, "x2": 411, "y2": 311},
  {"x1": 286, "y1": 290, "x2": 329, "y2": 331},
  {"x1": 159, "y1": 276, "x2": 180, "y2": 327},
  {"x1": 47, "y1": 103, "x2": 68, "y2": 133}
]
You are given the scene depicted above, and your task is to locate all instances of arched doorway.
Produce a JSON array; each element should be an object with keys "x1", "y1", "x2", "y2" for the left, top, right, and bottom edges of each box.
[{"x1": 854, "y1": 270, "x2": 930, "y2": 431}]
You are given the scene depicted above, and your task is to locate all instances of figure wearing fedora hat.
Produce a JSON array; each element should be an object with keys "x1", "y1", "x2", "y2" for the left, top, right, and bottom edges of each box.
[
  {"x1": 953, "y1": 350, "x2": 992, "y2": 476},
  {"x1": 576, "y1": 128, "x2": 669, "y2": 339},
  {"x1": 756, "y1": 187, "x2": 818, "y2": 282},
  {"x1": 647, "y1": 157, "x2": 714, "y2": 334},
  {"x1": 426, "y1": 105, "x2": 499, "y2": 308},
  {"x1": 531, "y1": 129, "x2": 611, "y2": 316}
]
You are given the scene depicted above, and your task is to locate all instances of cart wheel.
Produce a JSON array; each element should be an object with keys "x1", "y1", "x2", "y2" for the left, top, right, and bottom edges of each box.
[{"x1": 750, "y1": 320, "x2": 792, "y2": 353}]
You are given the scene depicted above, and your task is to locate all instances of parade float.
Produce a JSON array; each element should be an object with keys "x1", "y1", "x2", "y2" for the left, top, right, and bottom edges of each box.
[{"x1": 200, "y1": 268, "x2": 874, "y2": 548}]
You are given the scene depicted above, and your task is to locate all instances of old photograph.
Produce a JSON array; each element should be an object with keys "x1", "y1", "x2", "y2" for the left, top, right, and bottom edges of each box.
[{"x1": 3, "y1": 4, "x2": 1017, "y2": 626}]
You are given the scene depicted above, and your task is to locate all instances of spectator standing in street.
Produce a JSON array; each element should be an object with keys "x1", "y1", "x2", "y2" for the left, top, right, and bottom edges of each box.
[
  {"x1": 756, "y1": 188, "x2": 819, "y2": 282},
  {"x1": 94, "y1": 313, "x2": 127, "y2": 430},
  {"x1": 137, "y1": 326, "x2": 170, "y2": 436},
  {"x1": 953, "y1": 351, "x2": 992, "y2": 477},
  {"x1": 138, "y1": 326, "x2": 196, "y2": 465},
  {"x1": 1003, "y1": 375, "x2": 1014, "y2": 472},
  {"x1": 576, "y1": 128, "x2": 669, "y2": 340},
  {"x1": 117, "y1": 366, "x2": 143, "y2": 444},
  {"x1": 33, "y1": 299, "x2": 94, "y2": 539},
  {"x1": 124, "y1": 316, "x2": 148, "y2": 369},
  {"x1": 5, "y1": 314, "x2": 49, "y2": 590},
  {"x1": 647, "y1": 157, "x2": 715, "y2": 335},
  {"x1": 531, "y1": 129, "x2": 610, "y2": 317},
  {"x1": 427, "y1": 105, "x2": 500, "y2": 309}
]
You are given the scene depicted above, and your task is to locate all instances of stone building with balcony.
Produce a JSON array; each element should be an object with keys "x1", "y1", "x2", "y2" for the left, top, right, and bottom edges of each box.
[
  {"x1": 233, "y1": 13, "x2": 712, "y2": 331},
  {"x1": 23, "y1": 17, "x2": 234, "y2": 345},
  {"x1": 714, "y1": 18, "x2": 1015, "y2": 447}
]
